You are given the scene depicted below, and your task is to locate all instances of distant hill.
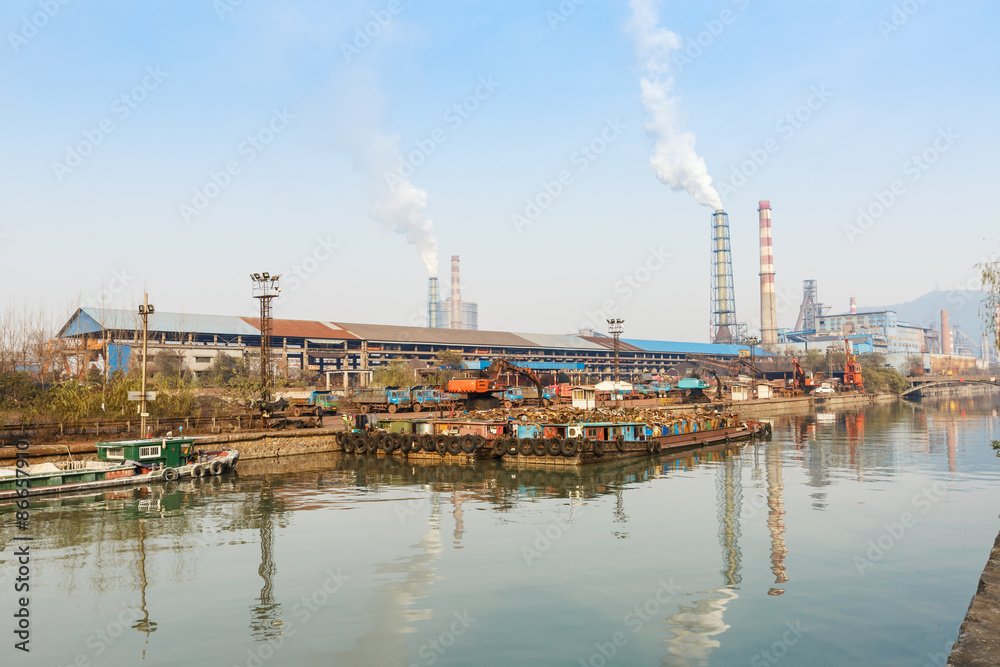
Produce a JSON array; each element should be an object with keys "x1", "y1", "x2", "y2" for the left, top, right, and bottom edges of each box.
[{"x1": 871, "y1": 290, "x2": 989, "y2": 339}]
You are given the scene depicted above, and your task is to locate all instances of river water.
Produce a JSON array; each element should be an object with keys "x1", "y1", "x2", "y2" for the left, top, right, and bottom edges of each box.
[{"x1": 3, "y1": 394, "x2": 1000, "y2": 666}]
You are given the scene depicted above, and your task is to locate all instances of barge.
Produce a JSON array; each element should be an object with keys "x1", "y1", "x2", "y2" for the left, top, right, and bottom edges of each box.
[
  {"x1": 336, "y1": 411, "x2": 769, "y2": 466},
  {"x1": 0, "y1": 437, "x2": 239, "y2": 501}
]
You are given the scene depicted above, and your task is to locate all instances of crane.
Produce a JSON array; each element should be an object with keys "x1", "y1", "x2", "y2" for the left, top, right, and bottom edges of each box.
[
  {"x1": 481, "y1": 358, "x2": 550, "y2": 406},
  {"x1": 843, "y1": 338, "x2": 864, "y2": 392}
]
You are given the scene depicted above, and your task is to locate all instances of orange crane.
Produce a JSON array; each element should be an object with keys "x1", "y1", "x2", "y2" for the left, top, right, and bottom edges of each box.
[{"x1": 843, "y1": 338, "x2": 864, "y2": 392}]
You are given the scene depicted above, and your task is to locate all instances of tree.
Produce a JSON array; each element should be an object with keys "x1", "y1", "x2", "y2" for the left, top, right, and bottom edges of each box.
[
  {"x1": 428, "y1": 349, "x2": 465, "y2": 387},
  {"x1": 980, "y1": 257, "x2": 1000, "y2": 351},
  {"x1": 373, "y1": 360, "x2": 414, "y2": 388}
]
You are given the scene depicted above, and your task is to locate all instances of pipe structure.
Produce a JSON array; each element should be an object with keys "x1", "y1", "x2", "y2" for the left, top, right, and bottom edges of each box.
[
  {"x1": 427, "y1": 277, "x2": 439, "y2": 329},
  {"x1": 451, "y1": 255, "x2": 461, "y2": 330},
  {"x1": 758, "y1": 201, "x2": 777, "y2": 346},
  {"x1": 711, "y1": 210, "x2": 737, "y2": 344}
]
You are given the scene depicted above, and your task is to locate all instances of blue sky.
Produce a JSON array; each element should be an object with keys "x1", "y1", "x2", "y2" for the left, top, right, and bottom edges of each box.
[{"x1": 2, "y1": 0, "x2": 996, "y2": 342}]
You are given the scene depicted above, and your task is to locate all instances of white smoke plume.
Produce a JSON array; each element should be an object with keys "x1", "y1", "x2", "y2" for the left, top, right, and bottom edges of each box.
[
  {"x1": 332, "y1": 68, "x2": 439, "y2": 276},
  {"x1": 627, "y1": 0, "x2": 723, "y2": 210}
]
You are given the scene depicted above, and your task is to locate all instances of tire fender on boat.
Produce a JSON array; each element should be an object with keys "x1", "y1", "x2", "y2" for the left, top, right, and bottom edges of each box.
[
  {"x1": 209, "y1": 460, "x2": 225, "y2": 476},
  {"x1": 162, "y1": 467, "x2": 179, "y2": 482},
  {"x1": 192, "y1": 463, "x2": 207, "y2": 478}
]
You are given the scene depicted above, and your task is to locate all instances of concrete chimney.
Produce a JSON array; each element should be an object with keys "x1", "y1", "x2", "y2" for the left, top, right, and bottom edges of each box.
[
  {"x1": 427, "y1": 277, "x2": 439, "y2": 328},
  {"x1": 941, "y1": 309, "x2": 952, "y2": 354},
  {"x1": 850, "y1": 297, "x2": 857, "y2": 315},
  {"x1": 758, "y1": 200, "x2": 777, "y2": 346},
  {"x1": 451, "y1": 255, "x2": 461, "y2": 329}
]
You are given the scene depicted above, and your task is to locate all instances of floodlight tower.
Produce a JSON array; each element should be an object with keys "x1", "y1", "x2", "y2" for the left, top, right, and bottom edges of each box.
[
  {"x1": 251, "y1": 273, "x2": 281, "y2": 401},
  {"x1": 138, "y1": 295, "x2": 155, "y2": 438},
  {"x1": 608, "y1": 318, "x2": 624, "y2": 384}
]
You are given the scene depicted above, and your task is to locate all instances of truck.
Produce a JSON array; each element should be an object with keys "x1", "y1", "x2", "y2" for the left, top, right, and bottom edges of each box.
[
  {"x1": 285, "y1": 390, "x2": 338, "y2": 418},
  {"x1": 410, "y1": 388, "x2": 455, "y2": 412},
  {"x1": 346, "y1": 387, "x2": 412, "y2": 414}
]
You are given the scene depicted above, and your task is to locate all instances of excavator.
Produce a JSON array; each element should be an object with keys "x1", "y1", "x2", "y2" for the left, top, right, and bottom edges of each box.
[
  {"x1": 480, "y1": 358, "x2": 551, "y2": 406},
  {"x1": 843, "y1": 338, "x2": 864, "y2": 392}
]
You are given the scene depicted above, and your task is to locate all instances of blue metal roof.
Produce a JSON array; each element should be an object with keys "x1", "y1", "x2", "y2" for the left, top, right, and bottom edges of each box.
[
  {"x1": 59, "y1": 308, "x2": 260, "y2": 338},
  {"x1": 623, "y1": 339, "x2": 771, "y2": 356},
  {"x1": 465, "y1": 360, "x2": 585, "y2": 371}
]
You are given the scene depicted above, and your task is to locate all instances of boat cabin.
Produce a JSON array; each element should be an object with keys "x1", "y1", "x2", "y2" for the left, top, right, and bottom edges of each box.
[{"x1": 96, "y1": 438, "x2": 196, "y2": 468}]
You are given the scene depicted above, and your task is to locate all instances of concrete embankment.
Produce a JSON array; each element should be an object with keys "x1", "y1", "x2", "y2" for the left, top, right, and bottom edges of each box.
[{"x1": 948, "y1": 530, "x2": 1000, "y2": 666}]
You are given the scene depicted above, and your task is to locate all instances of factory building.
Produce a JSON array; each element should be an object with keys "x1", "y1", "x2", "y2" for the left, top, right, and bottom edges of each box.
[
  {"x1": 815, "y1": 310, "x2": 932, "y2": 354},
  {"x1": 57, "y1": 307, "x2": 761, "y2": 387}
]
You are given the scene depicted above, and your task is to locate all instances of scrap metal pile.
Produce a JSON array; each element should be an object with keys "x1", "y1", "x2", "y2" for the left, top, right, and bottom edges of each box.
[{"x1": 467, "y1": 406, "x2": 740, "y2": 430}]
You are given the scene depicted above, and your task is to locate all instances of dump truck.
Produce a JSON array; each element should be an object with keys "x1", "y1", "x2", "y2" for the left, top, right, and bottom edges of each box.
[
  {"x1": 285, "y1": 390, "x2": 338, "y2": 418},
  {"x1": 346, "y1": 387, "x2": 412, "y2": 414}
]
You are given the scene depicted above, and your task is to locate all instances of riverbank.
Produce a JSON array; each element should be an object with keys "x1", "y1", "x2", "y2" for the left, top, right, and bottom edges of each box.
[{"x1": 948, "y1": 529, "x2": 1000, "y2": 666}]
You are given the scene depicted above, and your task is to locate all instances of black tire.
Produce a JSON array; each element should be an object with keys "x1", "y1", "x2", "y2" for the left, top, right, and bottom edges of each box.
[
  {"x1": 447, "y1": 437, "x2": 462, "y2": 456},
  {"x1": 472, "y1": 435, "x2": 486, "y2": 451},
  {"x1": 209, "y1": 460, "x2": 225, "y2": 476},
  {"x1": 493, "y1": 438, "x2": 507, "y2": 457},
  {"x1": 343, "y1": 435, "x2": 355, "y2": 453},
  {"x1": 435, "y1": 436, "x2": 448, "y2": 456},
  {"x1": 413, "y1": 402, "x2": 422, "y2": 413},
  {"x1": 560, "y1": 439, "x2": 578, "y2": 457},
  {"x1": 388, "y1": 403, "x2": 398, "y2": 414},
  {"x1": 592, "y1": 441, "x2": 604, "y2": 457},
  {"x1": 162, "y1": 467, "x2": 179, "y2": 482},
  {"x1": 547, "y1": 439, "x2": 562, "y2": 457},
  {"x1": 652, "y1": 441, "x2": 661, "y2": 454},
  {"x1": 399, "y1": 434, "x2": 413, "y2": 454},
  {"x1": 421, "y1": 434, "x2": 435, "y2": 452},
  {"x1": 508, "y1": 438, "x2": 520, "y2": 456},
  {"x1": 532, "y1": 439, "x2": 547, "y2": 457},
  {"x1": 646, "y1": 441, "x2": 655, "y2": 454},
  {"x1": 518, "y1": 439, "x2": 534, "y2": 456},
  {"x1": 360, "y1": 404, "x2": 370, "y2": 414},
  {"x1": 366, "y1": 436, "x2": 379, "y2": 454},
  {"x1": 459, "y1": 435, "x2": 475, "y2": 454},
  {"x1": 616, "y1": 436, "x2": 626, "y2": 453},
  {"x1": 192, "y1": 463, "x2": 207, "y2": 478},
  {"x1": 390, "y1": 432, "x2": 403, "y2": 452},
  {"x1": 335, "y1": 431, "x2": 347, "y2": 447}
]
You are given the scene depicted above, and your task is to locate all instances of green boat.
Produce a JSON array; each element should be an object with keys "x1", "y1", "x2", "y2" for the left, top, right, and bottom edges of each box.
[{"x1": 0, "y1": 438, "x2": 239, "y2": 500}]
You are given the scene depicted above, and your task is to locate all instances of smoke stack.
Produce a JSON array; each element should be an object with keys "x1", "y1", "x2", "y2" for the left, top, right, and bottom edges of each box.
[
  {"x1": 451, "y1": 255, "x2": 461, "y2": 329},
  {"x1": 850, "y1": 297, "x2": 857, "y2": 314},
  {"x1": 427, "y1": 277, "x2": 439, "y2": 328},
  {"x1": 711, "y1": 209, "x2": 737, "y2": 343},
  {"x1": 758, "y1": 200, "x2": 777, "y2": 346},
  {"x1": 941, "y1": 310, "x2": 952, "y2": 354}
]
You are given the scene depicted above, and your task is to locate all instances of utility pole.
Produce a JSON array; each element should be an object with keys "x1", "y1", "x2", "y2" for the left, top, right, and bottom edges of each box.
[
  {"x1": 251, "y1": 273, "x2": 281, "y2": 402},
  {"x1": 139, "y1": 295, "x2": 154, "y2": 438},
  {"x1": 743, "y1": 335, "x2": 759, "y2": 399}
]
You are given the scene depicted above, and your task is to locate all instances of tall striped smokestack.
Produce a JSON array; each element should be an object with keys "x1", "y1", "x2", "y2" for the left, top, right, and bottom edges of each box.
[
  {"x1": 850, "y1": 297, "x2": 857, "y2": 314},
  {"x1": 451, "y1": 255, "x2": 461, "y2": 329},
  {"x1": 759, "y1": 200, "x2": 777, "y2": 346},
  {"x1": 427, "y1": 277, "x2": 439, "y2": 328},
  {"x1": 941, "y1": 309, "x2": 952, "y2": 354}
]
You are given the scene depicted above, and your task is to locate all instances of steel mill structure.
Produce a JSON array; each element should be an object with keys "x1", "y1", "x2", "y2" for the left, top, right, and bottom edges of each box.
[
  {"x1": 427, "y1": 255, "x2": 478, "y2": 330},
  {"x1": 710, "y1": 209, "x2": 738, "y2": 344},
  {"x1": 758, "y1": 200, "x2": 778, "y2": 347}
]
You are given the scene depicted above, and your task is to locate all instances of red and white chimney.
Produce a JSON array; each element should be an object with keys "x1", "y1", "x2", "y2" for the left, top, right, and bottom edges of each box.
[
  {"x1": 850, "y1": 297, "x2": 857, "y2": 315},
  {"x1": 941, "y1": 309, "x2": 952, "y2": 354},
  {"x1": 758, "y1": 200, "x2": 777, "y2": 346}
]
